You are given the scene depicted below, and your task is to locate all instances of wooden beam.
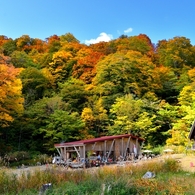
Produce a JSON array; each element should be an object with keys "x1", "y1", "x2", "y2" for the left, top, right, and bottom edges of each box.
[
  {"x1": 123, "y1": 136, "x2": 131, "y2": 158},
  {"x1": 74, "y1": 146, "x2": 81, "y2": 158},
  {"x1": 56, "y1": 148, "x2": 61, "y2": 157},
  {"x1": 106, "y1": 139, "x2": 115, "y2": 159},
  {"x1": 92, "y1": 142, "x2": 97, "y2": 150}
]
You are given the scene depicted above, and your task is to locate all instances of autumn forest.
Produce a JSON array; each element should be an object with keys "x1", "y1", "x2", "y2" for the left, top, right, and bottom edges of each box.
[{"x1": 1, "y1": 33, "x2": 195, "y2": 155}]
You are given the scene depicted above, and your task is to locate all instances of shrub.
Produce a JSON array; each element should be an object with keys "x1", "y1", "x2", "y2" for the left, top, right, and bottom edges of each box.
[
  {"x1": 161, "y1": 158, "x2": 181, "y2": 172},
  {"x1": 7, "y1": 151, "x2": 30, "y2": 162}
]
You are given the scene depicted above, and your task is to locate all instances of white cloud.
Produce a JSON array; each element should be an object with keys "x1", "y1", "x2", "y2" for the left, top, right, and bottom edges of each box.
[
  {"x1": 85, "y1": 32, "x2": 113, "y2": 45},
  {"x1": 124, "y1": 27, "x2": 133, "y2": 34}
]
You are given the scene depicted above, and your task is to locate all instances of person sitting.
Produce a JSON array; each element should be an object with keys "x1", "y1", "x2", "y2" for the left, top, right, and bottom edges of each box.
[{"x1": 97, "y1": 154, "x2": 101, "y2": 161}]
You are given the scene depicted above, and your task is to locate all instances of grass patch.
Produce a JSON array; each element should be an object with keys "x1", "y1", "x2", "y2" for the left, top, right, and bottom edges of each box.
[{"x1": 1, "y1": 158, "x2": 195, "y2": 194}]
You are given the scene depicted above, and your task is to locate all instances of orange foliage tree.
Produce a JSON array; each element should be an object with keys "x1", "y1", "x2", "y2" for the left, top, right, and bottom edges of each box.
[
  {"x1": 72, "y1": 48, "x2": 104, "y2": 84},
  {"x1": 114, "y1": 34, "x2": 154, "y2": 55},
  {"x1": 0, "y1": 35, "x2": 9, "y2": 47},
  {"x1": 45, "y1": 34, "x2": 61, "y2": 53}
]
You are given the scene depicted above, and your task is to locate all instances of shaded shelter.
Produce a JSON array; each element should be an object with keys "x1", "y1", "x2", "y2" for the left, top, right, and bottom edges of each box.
[{"x1": 54, "y1": 134, "x2": 144, "y2": 163}]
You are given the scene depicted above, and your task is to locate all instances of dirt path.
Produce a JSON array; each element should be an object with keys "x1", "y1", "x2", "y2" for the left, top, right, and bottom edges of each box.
[
  {"x1": 1, "y1": 164, "x2": 50, "y2": 177},
  {"x1": 174, "y1": 154, "x2": 195, "y2": 172},
  {"x1": 153, "y1": 153, "x2": 195, "y2": 172}
]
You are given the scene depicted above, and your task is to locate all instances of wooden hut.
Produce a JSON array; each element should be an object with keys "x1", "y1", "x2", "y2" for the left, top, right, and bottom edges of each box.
[{"x1": 54, "y1": 134, "x2": 144, "y2": 162}]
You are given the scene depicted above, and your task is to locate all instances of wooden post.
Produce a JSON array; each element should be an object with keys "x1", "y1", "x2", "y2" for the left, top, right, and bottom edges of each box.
[
  {"x1": 122, "y1": 137, "x2": 124, "y2": 156},
  {"x1": 104, "y1": 140, "x2": 107, "y2": 160},
  {"x1": 63, "y1": 146, "x2": 66, "y2": 160}
]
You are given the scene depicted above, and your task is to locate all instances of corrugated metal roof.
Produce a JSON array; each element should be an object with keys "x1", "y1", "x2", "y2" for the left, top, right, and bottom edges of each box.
[{"x1": 54, "y1": 134, "x2": 144, "y2": 147}]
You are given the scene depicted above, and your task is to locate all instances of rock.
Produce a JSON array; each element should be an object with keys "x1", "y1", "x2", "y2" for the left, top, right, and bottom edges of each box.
[
  {"x1": 39, "y1": 183, "x2": 52, "y2": 195},
  {"x1": 142, "y1": 171, "x2": 156, "y2": 179}
]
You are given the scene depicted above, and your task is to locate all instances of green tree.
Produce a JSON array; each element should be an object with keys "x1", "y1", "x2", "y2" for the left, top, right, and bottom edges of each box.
[
  {"x1": 165, "y1": 104, "x2": 195, "y2": 147},
  {"x1": 60, "y1": 33, "x2": 79, "y2": 43},
  {"x1": 108, "y1": 94, "x2": 157, "y2": 141},
  {"x1": 115, "y1": 34, "x2": 154, "y2": 55},
  {"x1": 1, "y1": 38, "x2": 17, "y2": 56},
  {"x1": 155, "y1": 101, "x2": 180, "y2": 146},
  {"x1": 12, "y1": 96, "x2": 68, "y2": 153},
  {"x1": 165, "y1": 80, "x2": 195, "y2": 146},
  {"x1": 59, "y1": 78, "x2": 88, "y2": 113},
  {"x1": 11, "y1": 51, "x2": 39, "y2": 68},
  {"x1": 93, "y1": 51, "x2": 159, "y2": 108},
  {"x1": 157, "y1": 36, "x2": 195, "y2": 76},
  {"x1": 20, "y1": 67, "x2": 50, "y2": 107},
  {"x1": 40, "y1": 110, "x2": 85, "y2": 151},
  {"x1": 152, "y1": 65, "x2": 178, "y2": 103}
]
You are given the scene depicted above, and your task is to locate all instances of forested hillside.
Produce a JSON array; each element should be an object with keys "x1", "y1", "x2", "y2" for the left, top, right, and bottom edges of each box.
[{"x1": 1, "y1": 33, "x2": 195, "y2": 154}]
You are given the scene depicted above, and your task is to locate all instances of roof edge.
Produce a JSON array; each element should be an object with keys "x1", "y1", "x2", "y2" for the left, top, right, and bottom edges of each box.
[{"x1": 54, "y1": 134, "x2": 145, "y2": 147}]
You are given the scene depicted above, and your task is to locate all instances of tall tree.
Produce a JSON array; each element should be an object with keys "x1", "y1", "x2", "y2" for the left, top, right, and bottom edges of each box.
[
  {"x1": 11, "y1": 96, "x2": 68, "y2": 153},
  {"x1": 93, "y1": 50, "x2": 160, "y2": 109},
  {"x1": 46, "y1": 35, "x2": 61, "y2": 53},
  {"x1": 108, "y1": 94, "x2": 157, "y2": 141},
  {"x1": 0, "y1": 54, "x2": 24, "y2": 127},
  {"x1": 89, "y1": 41, "x2": 114, "y2": 55},
  {"x1": 11, "y1": 50, "x2": 39, "y2": 68},
  {"x1": 0, "y1": 35, "x2": 9, "y2": 47},
  {"x1": 81, "y1": 96, "x2": 108, "y2": 137},
  {"x1": 48, "y1": 50, "x2": 74, "y2": 85},
  {"x1": 72, "y1": 48, "x2": 104, "y2": 84},
  {"x1": 30, "y1": 38, "x2": 47, "y2": 53},
  {"x1": 40, "y1": 110, "x2": 85, "y2": 151},
  {"x1": 157, "y1": 36, "x2": 195, "y2": 75},
  {"x1": 60, "y1": 78, "x2": 88, "y2": 113},
  {"x1": 2, "y1": 39, "x2": 17, "y2": 56},
  {"x1": 115, "y1": 34, "x2": 154, "y2": 55},
  {"x1": 20, "y1": 67, "x2": 50, "y2": 107},
  {"x1": 15, "y1": 35, "x2": 32, "y2": 53},
  {"x1": 60, "y1": 33, "x2": 79, "y2": 43},
  {"x1": 165, "y1": 85, "x2": 195, "y2": 146}
]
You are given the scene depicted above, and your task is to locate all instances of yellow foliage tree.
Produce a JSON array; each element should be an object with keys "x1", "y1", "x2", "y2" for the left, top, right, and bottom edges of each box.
[
  {"x1": 81, "y1": 107, "x2": 95, "y2": 139},
  {"x1": 48, "y1": 51, "x2": 73, "y2": 84},
  {"x1": 0, "y1": 54, "x2": 24, "y2": 127}
]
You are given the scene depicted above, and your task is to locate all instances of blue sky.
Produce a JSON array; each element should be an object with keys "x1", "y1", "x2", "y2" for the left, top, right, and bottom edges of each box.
[{"x1": 1, "y1": 0, "x2": 195, "y2": 45}]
